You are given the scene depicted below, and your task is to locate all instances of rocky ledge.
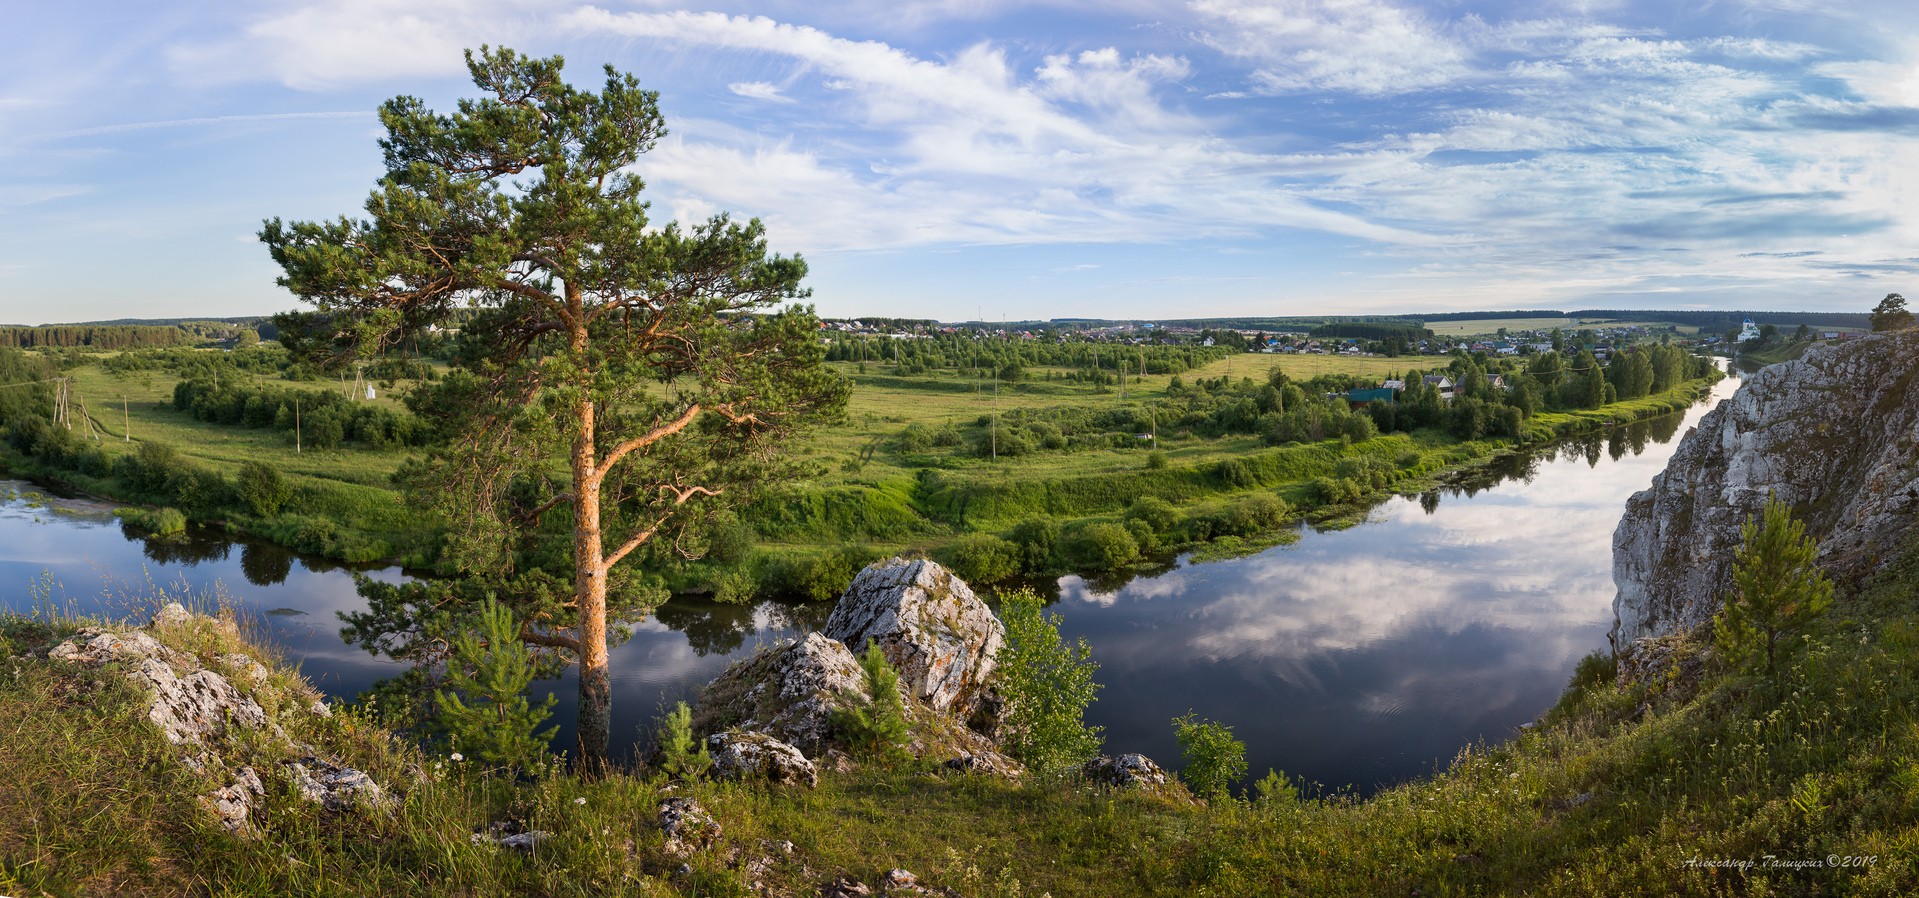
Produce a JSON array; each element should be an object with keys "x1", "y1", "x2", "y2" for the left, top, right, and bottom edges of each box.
[
  {"x1": 1611, "y1": 330, "x2": 1919, "y2": 667},
  {"x1": 44, "y1": 603, "x2": 389, "y2": 834}
]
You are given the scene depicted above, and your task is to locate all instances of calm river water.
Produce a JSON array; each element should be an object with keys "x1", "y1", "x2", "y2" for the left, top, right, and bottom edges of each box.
[{"x1": 0, "y1": 374, "x2": 1735, "y2": 793}]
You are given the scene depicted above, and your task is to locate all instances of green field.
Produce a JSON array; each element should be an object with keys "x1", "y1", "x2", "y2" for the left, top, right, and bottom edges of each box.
[
  {"x1": 17, "y1": 345, "x2": 1719, "y2": 595},
  {"x1": 1424, "y1": 317, "x2": 1575, "y2": 337}
]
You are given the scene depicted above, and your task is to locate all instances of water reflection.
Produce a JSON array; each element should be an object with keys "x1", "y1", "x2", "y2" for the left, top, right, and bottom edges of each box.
[
  {"x1": 0, "y1": 374, "x2": 1735, "y2": 788},
  {"x1": 1047, "y1": 376, "x2": 1738, "y2": 794}
]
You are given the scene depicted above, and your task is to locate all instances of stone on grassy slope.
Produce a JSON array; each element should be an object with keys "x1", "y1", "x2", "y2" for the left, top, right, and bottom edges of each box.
[
  {"x1": 691, "y1": 632, "x2": 866, "y2": 756},
  {"x1": 821, "y1": 558, "x2": 1004, "y2": 719},
  {"x1": 707, "y1": 730, "x2": 819, "y2": 788},
  {"x1": 49, "y1": 625, "x2": 270, "y2": 746}
]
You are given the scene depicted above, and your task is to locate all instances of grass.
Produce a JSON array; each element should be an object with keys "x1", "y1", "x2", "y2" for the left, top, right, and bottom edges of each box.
[
  {"x1": 29, "y1": 352, "x2": 1719, "y2": 594},
  {"x1": 1424, "y1": 317, "x2": 1576, "y2": 337},
  {"x1": 7, "y1": 519, "x2": 1919, "y2": 896}
]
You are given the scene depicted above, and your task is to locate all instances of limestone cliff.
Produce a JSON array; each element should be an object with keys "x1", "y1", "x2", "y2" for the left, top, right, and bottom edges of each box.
[{"x1": 1611, "y1": 330, "x2": 1919, "y2": 660}]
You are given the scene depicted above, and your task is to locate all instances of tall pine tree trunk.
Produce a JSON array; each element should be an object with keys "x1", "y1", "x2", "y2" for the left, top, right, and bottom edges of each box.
[{"x1": 571, "y1": 323, "x2": 612, "y2": 770}]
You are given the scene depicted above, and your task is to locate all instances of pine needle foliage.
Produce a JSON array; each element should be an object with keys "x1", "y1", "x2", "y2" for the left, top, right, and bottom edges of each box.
[
  {"x1": 434, "y1": 598, "x2": 558, "y2": 772},
  {"x1": 655, "y1": 700, "x2": 711, "y2": 781},
  {"x1": 1714, "y1": 495, "x2": 1834, "y2": 678},
  {"x1": 831, "y1": 642, "x2": 911, "y2": 762}
]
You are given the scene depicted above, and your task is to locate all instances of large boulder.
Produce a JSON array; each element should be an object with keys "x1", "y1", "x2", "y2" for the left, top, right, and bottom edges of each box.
[
  {"x1": 822, "y1": 558, "x2": 1003, "y2": 718},
  {"x1": 1611, "y1": 331, "x2": 1919, "y2": 666},
  {"x1": 691, "y1": 632, "x2": 866, "y2": 756}
]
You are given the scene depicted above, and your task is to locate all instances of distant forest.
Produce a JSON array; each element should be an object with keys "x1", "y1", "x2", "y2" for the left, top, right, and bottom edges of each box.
[{"x1": 0, "y1": 325, "x2": 190, "y2": 350}]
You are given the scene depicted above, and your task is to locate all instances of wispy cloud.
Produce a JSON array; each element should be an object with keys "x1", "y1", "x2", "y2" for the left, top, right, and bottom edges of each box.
[
  {"x1": 727, "y1": 81, "x2": 794, "y2": 103},
  {"x1": 36, "y1": 111, "x2": 375, "y2": 141}
]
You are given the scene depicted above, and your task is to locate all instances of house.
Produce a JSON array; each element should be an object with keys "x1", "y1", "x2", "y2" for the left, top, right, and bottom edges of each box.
[{"x1": 1423, "y1": 375, "x2": 1455, "y2": 401}]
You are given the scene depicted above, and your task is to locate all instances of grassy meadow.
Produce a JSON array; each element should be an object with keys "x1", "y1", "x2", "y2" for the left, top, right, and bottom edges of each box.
[{"x1": 14, "y1": 344, "x2": 1719, "y2": 595}]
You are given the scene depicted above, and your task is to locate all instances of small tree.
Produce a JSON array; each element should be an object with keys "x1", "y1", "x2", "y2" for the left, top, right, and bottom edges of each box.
[
  {"x1": 435, "y1": 598, "x2": 558, "y2": 772},
  {"x1": 830, "y1": 642, "x2": 912, "y2": 762},
  {"x1": 1871, "y1": 293, "x2": 1914, "y2": 332},
  {"x1": 995, "y1": 589, "x2": 1103, "y2": 774},
  {"x1": 1173, "y1": 713, "x2": 1248, "y2": 800},
  {"x1": 655, "y1": 700, "x2": 711, "y2": 781},
  {"x1": 1714, "y1": 496, "x2": 1833, "y2": 678}
]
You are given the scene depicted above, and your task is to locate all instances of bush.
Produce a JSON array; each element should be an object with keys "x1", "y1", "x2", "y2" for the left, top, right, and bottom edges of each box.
[
  {"x1": 1213, "y1": 458, "x2": 1256, "y2": 488},
  {"x1": 1173, "y1": 713, "x2": 1247, "y2": 800},
  {"x1": 769, "y1": 546, "x2": 881, "y2": 601},
  {"x1": 1123, "y1": 496, "x2": 1180, "y2": 536},
  {"x1": 944, "y1": 533, "x2": 1022, "y2": 585},
  {"x1": 1144, "y1": 450, "x2": 1167, "y2": 470},
  {"x1": 995, "y1": 589, "x2": 1103, "y2": 774},
  {"x1": 831, "y1": 643, "x2": 911, "y2": 762},
  {"x1": 236, "y1": 460, "x2": 293, "y2": 517},
  {"x1": 434, "y1": 598, "x2": 558, "y2": 773},
  {"x1": 1009, "y1": 519, "x2": 1061, "y2": 574},
  {"x1": 1061, "y1": 521, "x2": 1139, "y2": 572}
]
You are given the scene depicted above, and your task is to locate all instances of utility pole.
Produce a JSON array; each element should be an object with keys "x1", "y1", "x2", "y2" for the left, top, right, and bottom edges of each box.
[
  {"x1": 295, "y1": 397, "x2": 302, "y2": 454},
  {"x1": 991, "y1": 370, "x2": 999, "y2": 462},
  {"x1": 122, "y1": 396, "x2": 130, "y2": 441}
]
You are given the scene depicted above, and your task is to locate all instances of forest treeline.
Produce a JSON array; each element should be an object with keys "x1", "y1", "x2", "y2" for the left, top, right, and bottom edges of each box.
[{"x1": 0, "y1": 325, "x2": 190, "y2": 350}]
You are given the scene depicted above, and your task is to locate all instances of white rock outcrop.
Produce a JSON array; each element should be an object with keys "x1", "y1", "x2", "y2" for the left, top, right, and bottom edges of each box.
[
  {"x1": 1611, "y1": 331, "x2": 1919, "y2": 661},
  {"x1": 821, "y1": 558, "x2": 1004, "y2": 718}
]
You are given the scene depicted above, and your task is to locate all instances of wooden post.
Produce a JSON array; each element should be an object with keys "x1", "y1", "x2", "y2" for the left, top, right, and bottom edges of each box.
[{"x1": 122, "y1": 396, "x2": 129, "y2": 441}]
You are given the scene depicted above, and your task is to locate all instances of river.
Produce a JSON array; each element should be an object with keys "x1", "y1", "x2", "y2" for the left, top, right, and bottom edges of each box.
[{"x1": 0, "y1": 374, "x2": 1735, "y2": 793}]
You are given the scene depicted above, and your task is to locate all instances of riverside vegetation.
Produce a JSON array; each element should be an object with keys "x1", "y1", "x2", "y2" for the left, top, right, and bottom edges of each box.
[{"x1": 0, "y1": 335, "x2": 1720, "y2": 599}]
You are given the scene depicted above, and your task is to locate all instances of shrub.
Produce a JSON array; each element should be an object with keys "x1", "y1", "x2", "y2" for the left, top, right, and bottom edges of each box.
[
  {"x1": 1123, "y1": 496, "x2": 1180, "y2": 536},
  {"x1": 1009, "y1": 519, "x2": 1061, "y2": 574},
  {"x1": 1173, "y1": 712, "x2": 1248, "y2": 800},
  {"x1": 995, "y1": 589, "x2": 1103, "y2": 774},
  {"x1": 1144, "y1": 450, "x2": 1167, "y2": 470},
  {"x1": 1213, "y1": 458, "x2": 1256, "y2": 488},
  {"x1": 434, "y1": 598, "x2": 558, "y2": 773},
  {"x1": 831, "y1": 643, "x2": 911, "y2": 762},
  {"x1": 944, "y1": 533, "x2": 1022, "y2": 585},
  {"x1": 115, "y1": 506, "x2": 187, "y2": 536},
  {"x1": 1061, "y1": 521, "x2": 1139, "y2": 572},
  {"x1": 236, "y1": 460, "x2": 293, "y2": 517}
]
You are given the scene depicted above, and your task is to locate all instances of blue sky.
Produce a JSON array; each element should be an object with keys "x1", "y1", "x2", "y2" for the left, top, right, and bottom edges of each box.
[{"x1": 5, "y1": 1, "x2": 1919, "y2": 324}]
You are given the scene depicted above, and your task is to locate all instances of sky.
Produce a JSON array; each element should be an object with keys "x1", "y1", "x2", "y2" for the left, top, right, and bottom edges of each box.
[{"x1": 4, "y1": 1, "x2": 1919, "y2": 324}]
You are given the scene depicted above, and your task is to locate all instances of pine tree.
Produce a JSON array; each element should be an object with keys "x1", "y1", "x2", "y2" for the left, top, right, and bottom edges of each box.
[
  {"x1": 435, "y1": 598, "x2": 558, "y2": 772},
  {"x1": 1714, "y1": 496, "x2": 1833, "y2": 678}
]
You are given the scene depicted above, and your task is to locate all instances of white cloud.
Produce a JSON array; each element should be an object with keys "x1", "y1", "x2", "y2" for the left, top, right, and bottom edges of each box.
[
  {"x1": 727, "y1": 81, "x2": 793, "y2": 102},
  {"x1": 1190, "y1": 0, "x2": 1471, "y2": 95},
  {"x1": 570, "y1": 8, "x2": 1426, "y2": 250},
  {"x1": 167, "y1": 0, "x2": 565, "y2": 90}
]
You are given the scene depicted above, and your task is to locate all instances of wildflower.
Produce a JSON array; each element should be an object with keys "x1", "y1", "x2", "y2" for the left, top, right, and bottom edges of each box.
[
  {"x1": 450, "y1": 752, "x2": 465, "y2": 762},
  {"x1": 574, "y1": 797, "x2": 587, "y2": 806}
]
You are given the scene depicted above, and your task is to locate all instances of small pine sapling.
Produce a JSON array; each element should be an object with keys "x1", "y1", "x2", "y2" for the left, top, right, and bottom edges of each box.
[{"x1": 434, "y1": 598, "x2": 558, "y2": 773}]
